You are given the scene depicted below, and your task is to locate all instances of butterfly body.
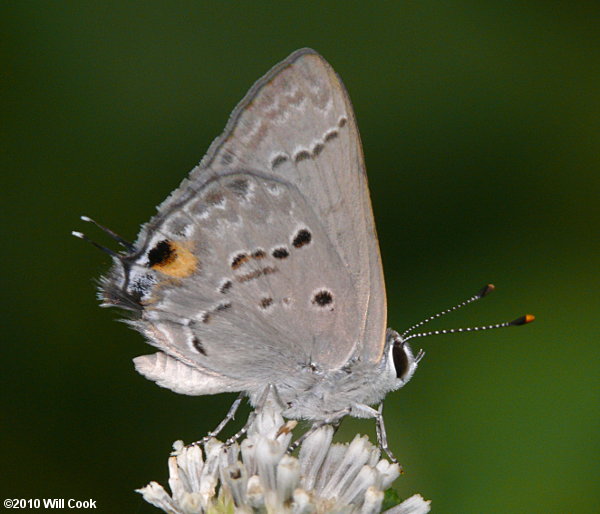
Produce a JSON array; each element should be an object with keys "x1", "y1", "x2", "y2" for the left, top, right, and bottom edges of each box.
[{"x1": 270, "y1": 332, "x2": 416, "y2": 421}]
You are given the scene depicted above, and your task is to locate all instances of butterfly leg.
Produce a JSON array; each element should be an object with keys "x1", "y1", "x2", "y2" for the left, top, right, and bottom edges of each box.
[
  {"x1": 352, "y1": 403, "x2": 398, "y2": 464},
  {"x1": 264, "y1": 382, "x2": 287, "y2": 411},
  {"x1": 224, "y1": 384, "x2": 281, "y2": 446},
  {"x1": 224, "y1": 411, "x2": 256, "y2": 446},
  {"x1": 375, "y1": 403, "x2": 398, "y2": 464},
  {"x1": 330, "y1": 417, "x2": 344, "y2": 436},
  {"x1": 190, "y1": 392, "x2": 245, "y2": 446}
]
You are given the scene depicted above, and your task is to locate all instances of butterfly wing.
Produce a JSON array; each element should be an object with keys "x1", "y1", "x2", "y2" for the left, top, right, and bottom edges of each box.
[
  {"x1": 194, "y1": 48, "x2": 388, "y2": 365},
  {"x1": 102, "y1": 49, "x2": 387, "y2": 394}
]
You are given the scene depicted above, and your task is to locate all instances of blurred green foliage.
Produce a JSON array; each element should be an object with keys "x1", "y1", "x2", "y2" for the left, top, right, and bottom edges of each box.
[{"x1": 2, "y1": 2, "x2": 598, "y2": 512}]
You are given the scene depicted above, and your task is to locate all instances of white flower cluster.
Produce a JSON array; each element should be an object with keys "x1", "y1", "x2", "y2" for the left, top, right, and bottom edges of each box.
[{"x1": 137, "y1": 408, "x2": 430, "y2": 513}]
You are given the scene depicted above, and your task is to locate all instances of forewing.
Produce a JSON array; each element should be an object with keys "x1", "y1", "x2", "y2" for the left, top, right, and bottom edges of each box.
[{"x1": 195, "y1": 48, "x2": 386, "y2": 364}]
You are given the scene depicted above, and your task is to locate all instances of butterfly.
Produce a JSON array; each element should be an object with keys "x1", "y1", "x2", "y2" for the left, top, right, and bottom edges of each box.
[{"x1": 75, "y1": 48, "x2": 533, "y2": 461}]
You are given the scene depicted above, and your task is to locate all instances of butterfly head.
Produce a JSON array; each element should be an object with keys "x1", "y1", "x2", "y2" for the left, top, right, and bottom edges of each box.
[{"x1": 385, "y1": 329, "x2": 422, "y2": 389}]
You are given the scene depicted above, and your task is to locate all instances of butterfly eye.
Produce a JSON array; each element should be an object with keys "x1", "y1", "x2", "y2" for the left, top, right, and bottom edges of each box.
[{"x1": 392, "y1": 342, "x2": 411, "y2": 380}]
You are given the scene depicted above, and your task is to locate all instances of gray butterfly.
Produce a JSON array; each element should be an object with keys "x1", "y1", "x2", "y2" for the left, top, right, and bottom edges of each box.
[{"x1": 83, "y1": 48, "x2": 423, "y2": 461}]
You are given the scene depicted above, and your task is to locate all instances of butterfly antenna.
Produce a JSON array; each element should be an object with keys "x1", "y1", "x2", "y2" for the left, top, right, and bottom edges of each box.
[
  {"x1": 79, "y1": 215, "x2": 134, "y2": 250},
  {"x1": 401, "y1": 284, "x2": 495, "y2": 338},
  {"x1": 403, "y1": 314, "x2": 535, "y2": 343},
  {"x1": 72, "y1": 230, "x2": 122, "y2": 259}
]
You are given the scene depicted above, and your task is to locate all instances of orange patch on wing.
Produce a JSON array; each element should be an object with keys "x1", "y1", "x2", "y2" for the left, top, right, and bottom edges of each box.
[{"x1": 151, "y1": 241, "x2": 198, "y2": 278}]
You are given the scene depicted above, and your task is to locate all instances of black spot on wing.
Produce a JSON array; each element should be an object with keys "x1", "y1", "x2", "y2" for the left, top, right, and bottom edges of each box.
[
  {"x1": 260, "y1": 297, "x2": 273, "y2": 309},
  {"x1": 147, "y1": 240, "x2": 173, "y2": 267},
  {"x1": 216, "y1": 302, "x2": 232, "y2": 312},
  {"x1": 271, "y1": 154, "x2": 288, "y2": 169},
  {"x1": 201, "y1": 301, "x2": 232, "y2": 323},
  {"x1": 292, "y1": 229, "x2": 312, "y2": 248},
  {"x1": 231, "y1": 253, "x2": 249, "y2": 269},
  {"x1": 324, "y1": 129, "x2": 339, "y2": 142},
  {"x1": 192, "y1": 336, "x2": 207, "y2": 356},
  {"x1": 236, "y1": 266, "x2": 278, "y2": 283},
  {"x1": 313, "y1": 290, "x2": 333, "y2": 307},
  {"x1": 219, "y1": 280, "x2": 233, "y2": 294},
  {"x1": 294, "y1": 150, "x2": 311, "y2": 162},
  {"x1": 272, "y1": 247, "x2": 289, "y2": 259}
]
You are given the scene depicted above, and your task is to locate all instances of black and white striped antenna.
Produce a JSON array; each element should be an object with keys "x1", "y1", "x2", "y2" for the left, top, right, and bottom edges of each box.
[{"x1": 402, "y1": 284, "x2": 534, "y2": 343}]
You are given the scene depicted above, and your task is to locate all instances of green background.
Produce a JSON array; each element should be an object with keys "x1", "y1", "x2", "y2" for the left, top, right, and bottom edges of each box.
[{"x1": 2, "y1": 2, "x2": 598, "y2": 512}]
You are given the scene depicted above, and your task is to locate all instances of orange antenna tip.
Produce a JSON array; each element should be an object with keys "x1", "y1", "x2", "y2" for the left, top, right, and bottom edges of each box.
[
  {"x1": 510, "y1": 314, "x2": 535, "y2": 326},
  {"x1": 479, "y1": 284, "x2": 496, "y2": 297}
]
